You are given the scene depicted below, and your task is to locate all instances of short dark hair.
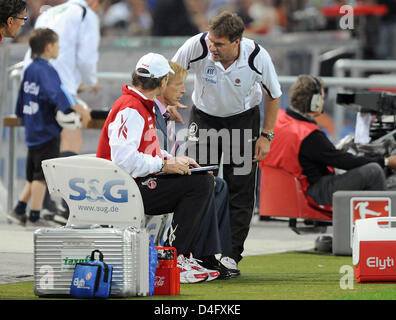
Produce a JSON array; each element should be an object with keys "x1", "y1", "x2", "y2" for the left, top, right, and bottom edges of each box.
[
  {"x1": 29, "y1": 28, "x2": 58, "y2": 60},
  {"x1": 132, "y1": 68, "x2": 167, "y2": 91},
  {"x1": 209, "y1": 11, "x2": 244, "y2": 43},
  {"x1": 0, "y1": 0, "x2": 26, "y2": 26}
]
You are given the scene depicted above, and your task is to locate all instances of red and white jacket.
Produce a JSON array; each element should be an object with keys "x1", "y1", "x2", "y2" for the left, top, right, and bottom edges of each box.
[{"x1": 97, "y1": 85, "x2": 170, "y2": 178}]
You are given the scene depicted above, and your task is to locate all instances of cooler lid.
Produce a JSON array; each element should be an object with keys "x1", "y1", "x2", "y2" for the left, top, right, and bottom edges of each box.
[{"x1": 353, "y1": 217, "x2": 396, "y2": 265}]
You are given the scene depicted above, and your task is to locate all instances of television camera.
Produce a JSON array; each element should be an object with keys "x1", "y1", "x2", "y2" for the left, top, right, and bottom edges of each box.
[{"x1": 337, "y1": 90, "x2": 396, "y2": 189}]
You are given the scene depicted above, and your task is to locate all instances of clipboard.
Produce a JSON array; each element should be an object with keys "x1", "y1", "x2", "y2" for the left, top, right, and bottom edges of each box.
[{"x1": 154, "y1": 165, "x2": 219, "y2": 176}]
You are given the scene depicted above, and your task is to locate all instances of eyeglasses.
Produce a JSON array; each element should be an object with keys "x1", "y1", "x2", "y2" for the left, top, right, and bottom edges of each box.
[{"x1": 12, "y1": 16, "x2": 28, "y2": 22}]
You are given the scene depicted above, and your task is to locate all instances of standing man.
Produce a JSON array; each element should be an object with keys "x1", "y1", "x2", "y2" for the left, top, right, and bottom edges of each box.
[
  {"x1": 172, "y1": 11, "x2": 282, "y2": 273},
  {"x1": 0, "y1": 0, "x2": 27, "y2": 41},
  {"x1": 154, "y1": 61, "x2": 236, "y2": 279}
]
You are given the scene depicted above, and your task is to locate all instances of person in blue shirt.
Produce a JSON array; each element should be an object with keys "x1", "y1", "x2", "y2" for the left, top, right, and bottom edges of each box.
[{"x1": 7, "y1": 28, "x2": 91, "y2": 228}]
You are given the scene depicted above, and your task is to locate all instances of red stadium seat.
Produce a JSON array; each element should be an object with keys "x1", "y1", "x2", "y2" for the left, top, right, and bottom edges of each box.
[{"x1": 259, "y1": 165, "x2": 332, "y2": 222}]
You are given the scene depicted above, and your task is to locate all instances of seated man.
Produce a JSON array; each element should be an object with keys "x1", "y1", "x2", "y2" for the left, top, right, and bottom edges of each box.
[
  {"x1": 96, "y1": 52, "x2": 215, "y2": 284},
  {"x1": 154, "y1": 61, "x2": 238, "y2": 279},
  {"x1": 262, "y1": 74, "x2": 396, "y2": 207}
]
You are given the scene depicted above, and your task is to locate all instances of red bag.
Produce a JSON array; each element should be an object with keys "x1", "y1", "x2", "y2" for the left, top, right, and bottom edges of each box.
[{"x1": 154, "y1": 247, "x2": 180, "y2": 295}]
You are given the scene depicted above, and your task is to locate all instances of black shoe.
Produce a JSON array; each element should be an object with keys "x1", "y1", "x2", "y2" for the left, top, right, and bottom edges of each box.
[
  {"x1": 199, "y1": 256, "x2": 240, "y2": 280},
  {"x1": 7, "y1": 210, "x2": 27, "y2": 226},
  {"x1": 53, "y1": 201, "x2": 69, "y2": 225},
  {"x1": 220, "y1": 256, "x2": 241, "y2": 278},
  {"x1": 214, "y1": 260, "x2": 240, "y2": 279}
]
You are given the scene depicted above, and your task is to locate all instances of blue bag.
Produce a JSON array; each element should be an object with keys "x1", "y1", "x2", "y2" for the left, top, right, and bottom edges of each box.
[
  {"x1": 70, "y1": 250, "x2": 112, "y2": 299},
  {"x1": 148, "y1": 236, "x2": 158, "y2": 296}
]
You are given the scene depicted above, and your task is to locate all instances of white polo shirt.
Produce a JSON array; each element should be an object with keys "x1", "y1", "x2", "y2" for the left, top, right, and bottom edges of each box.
[
  {"x1": 23, "y1": 0, "x2": 100, "y2": 96},
  {"x1": 172, "y1": 32, "x2": 282, "y2": 117}
]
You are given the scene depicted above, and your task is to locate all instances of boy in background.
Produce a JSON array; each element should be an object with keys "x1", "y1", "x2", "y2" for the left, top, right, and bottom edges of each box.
[{"x1": 7, "y1": 28, "x2": 91, "y2": 228}]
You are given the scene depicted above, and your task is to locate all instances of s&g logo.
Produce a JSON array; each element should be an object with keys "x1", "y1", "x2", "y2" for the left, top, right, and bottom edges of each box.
[{"x1": 69, "y1": 178, "x2": 128, "y2": 203}]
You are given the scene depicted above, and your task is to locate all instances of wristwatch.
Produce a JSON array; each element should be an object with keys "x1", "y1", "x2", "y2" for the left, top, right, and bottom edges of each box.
[{"x1": 260, "y1": 131, "x2": 275, "y2": 142}]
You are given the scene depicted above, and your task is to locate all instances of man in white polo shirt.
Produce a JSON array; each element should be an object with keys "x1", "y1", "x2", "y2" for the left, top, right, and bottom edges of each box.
[{"x1": 172, "y1": 11, "x2": 282, "y2": 274}]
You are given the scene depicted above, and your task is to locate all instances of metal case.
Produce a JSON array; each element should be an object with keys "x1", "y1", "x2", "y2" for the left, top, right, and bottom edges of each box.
[{"x1": 34, "y1": 225, "x2": 149, "y2": 297}]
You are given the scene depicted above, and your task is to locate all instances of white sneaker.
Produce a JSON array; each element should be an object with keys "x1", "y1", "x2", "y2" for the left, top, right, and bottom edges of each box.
[
  {"x1": 186, "y1": 254, "x2": 220, "y2": 282},
  {"x1": 220, "y1": 256, "x2": 238, "y2": 270},
  {"x1": 177, "y1": 255, "x2": 208, "y2": 284}
]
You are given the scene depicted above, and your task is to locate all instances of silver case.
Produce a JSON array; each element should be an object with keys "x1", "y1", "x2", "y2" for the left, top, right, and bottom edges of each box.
[{"x1": 34, "y1": 225, "x2": 149, "y2": 297}]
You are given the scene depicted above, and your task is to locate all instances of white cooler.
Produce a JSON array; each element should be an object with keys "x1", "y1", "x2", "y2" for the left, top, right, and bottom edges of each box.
[{"x1": 353, "y1": 217, "x2": 396, "y2": 282}]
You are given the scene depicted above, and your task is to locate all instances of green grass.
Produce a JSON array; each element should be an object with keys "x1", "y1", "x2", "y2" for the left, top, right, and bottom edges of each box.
[{"x1": 1, "y1": 251, "x2": 396, "y2": 300}]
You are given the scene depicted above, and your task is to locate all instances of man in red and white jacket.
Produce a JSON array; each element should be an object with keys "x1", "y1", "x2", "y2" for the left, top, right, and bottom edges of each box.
[{"x1": 97, "y1": 53, "x2": 215, "y2": 268}]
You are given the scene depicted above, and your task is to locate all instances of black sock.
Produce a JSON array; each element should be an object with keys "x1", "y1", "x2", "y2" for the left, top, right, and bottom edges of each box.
[
  {"x1": 14, "y1": 201, "x2": 27, "y2": 215},
  {"x1": 29, "y1": 210, "x2": 40, "y2": 222},
  {"x1": 199, "y1": 255, "x2": 218, "y2": 266}
]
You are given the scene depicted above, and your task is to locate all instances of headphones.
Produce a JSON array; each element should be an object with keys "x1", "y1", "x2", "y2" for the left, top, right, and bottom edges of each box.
[{"x1": 308, "y1": 75, "x2": 323, "y2": 113}]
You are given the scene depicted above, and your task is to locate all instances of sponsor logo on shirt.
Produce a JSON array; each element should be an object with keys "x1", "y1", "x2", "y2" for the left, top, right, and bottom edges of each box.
[
  {"x1": 118, "y1": 114, "x2": 128, "y2": 139},
  {"x1": 204, "y1": 66, "x2": 217, "y2": 84},
  {"x1": 23, "y1": 101, "x2": 39, "y2": 115},
  {"x1": 234, "y1": 78, "x2": 242, "y2": 87},
  {"x1": 188, "y1": 122, "x2": 199, "y2": 142},
  {"x1": 141, "y1": 177, "x2": 158, "y2": 190},
  {"x1": 23, "y1": 81, "x2": 40, "y2": 96}
]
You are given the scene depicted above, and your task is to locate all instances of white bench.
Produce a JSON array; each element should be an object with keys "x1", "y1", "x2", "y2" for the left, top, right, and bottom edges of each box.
[{"x1": 41, "y1": 155, "x2": 173, "y2": 245}]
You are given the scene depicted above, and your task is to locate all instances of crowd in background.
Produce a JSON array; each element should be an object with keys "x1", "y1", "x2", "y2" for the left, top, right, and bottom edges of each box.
[
  {"x1": 11, "y1": 1, "x2": 395, "y2": 46},
  {"x1": 14, "y1": 0, "x2": 337, "y2": 38}
]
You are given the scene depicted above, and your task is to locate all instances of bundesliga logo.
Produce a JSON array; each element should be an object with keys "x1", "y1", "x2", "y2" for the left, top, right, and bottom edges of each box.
[{"x1": 351, "y1": 198, "x2": 390, "y2": 224}]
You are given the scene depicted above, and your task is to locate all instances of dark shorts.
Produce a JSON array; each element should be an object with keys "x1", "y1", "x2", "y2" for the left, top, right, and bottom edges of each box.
[{"x1": 26, "y1": 137, "x2": 60, "y2": 182}]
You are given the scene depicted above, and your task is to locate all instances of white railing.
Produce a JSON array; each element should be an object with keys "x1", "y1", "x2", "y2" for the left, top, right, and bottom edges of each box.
[{"x1": 7, "y1": 61, "x2": 396, "y2": 92}]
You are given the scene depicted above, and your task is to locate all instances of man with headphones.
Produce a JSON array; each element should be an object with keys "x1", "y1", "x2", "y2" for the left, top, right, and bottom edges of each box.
[{"x1": 262, "y1": 74, "x2": 396, "y2": 207}]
